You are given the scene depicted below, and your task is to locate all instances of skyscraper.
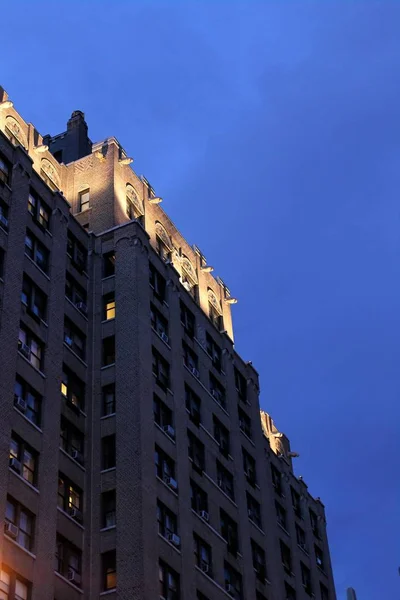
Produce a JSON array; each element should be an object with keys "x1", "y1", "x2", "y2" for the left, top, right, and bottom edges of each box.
[{"x1": 0, "y1": 86, "x2": 336, "y2": 600}]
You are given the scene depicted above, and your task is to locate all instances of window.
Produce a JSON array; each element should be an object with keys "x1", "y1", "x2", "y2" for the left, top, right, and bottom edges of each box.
[
  {"x1": 79, "y1": 189, "x2": 90, "y2": 212},
  {"x1": 271, "y1": 464, "x2": 283, "y2": 496},
  {"x1": 182, "y1": 342, "x2": 198, "y2": 374},
  {"x1": 102, "y1": 384, "x2": 116, "y2": 416},
  {"x1": 157, "y1": 500, "x2": 179, "y2": 543},
  {"x1": 102, "y1": 551, "x2": 116, "y2": 591},
  {"x1": 24, "y1": 230, "x2": 49, "y2": 273},
  {"x1": 224, "y1": 562, "x2": 242, "y2": 599},
  {"x1": 275, "y1": 501, "x2": 287, "y2": 530},
  {"x1": 315, "y1": 545, "x2": 325, "y2": 571},
  {"x1": 295, "y1": 524, "x2": 307, "y2": 552},
  {"x1": 152, "y1": 348, "x2": 170, "y2": 391},
  {"x1": 159, "y1": 560, "x2": 179, "y2": 600},
  {"x1": 18, "y1": 325, "x2": 44, "y2": 371},
  {"x1": 209, "y1": 374, "x2": 226, "y2": 409},
  {"x1": 180, "y1": 301, "x2": 195, "y2": 338},
  {"x1": 9, "y1": 434, "x2": 37, "y2": 486},
  {"x1": 21, "y1": 275, "x2": 47, "y2": 321},
  {"x1": 206, "y1": 333, "x2": 222, "y2": 372},
  {"x1": 14, "y1": 377, "x2": 41, "y2": 426},
  {"x1": 61, "y1": 366, "x2": 85, "y2": 412},
  {"x1": 5, "y1": 497, "x2": 34, "y2": 551},
  {"x1": 0, "y1": 568, "x2": 30, "y2": 600},
  {"x1": 156, "y1": 235, "x2": 171, "y2": 262},
  {"x1": 56, "y1": 536, "x2": 82, "y2": 586},
  {"x1": 217, "y1": 461, "x2": 234, "y2": 501},
  {"x1": 102, "y1": 490, "x2": 116, "y2": 528},
  {"x1": 149, "y1": 263, "x2": 166, "y2": 302},
  {"x1": 27, "y1": 189, "x2": 50, "y2": 230},
  {"x1": 155, "y1": 445, "x2": 176, "y2": 485},
  {"x1": 65, "y1": 273, "x2": 87, "y2": 312},
  {"x1": 185, "y1": 385, "x2": 201, "y2": 426},
  {"x1": 309, "y1": 509, "x2": 321, "y2": 539},
  {"x1": 64, "y1": 318, "x2": 86, "y2": 359},
  {"x1": 188, "y1": 430, "x2": 205, "y2": 473},
  {"x1": 126, "y1": 196, "x2": 143, "y2": 222},
  {"x1": 300, "y1": 562, "x2": 312, "y2": 595},
  {"x1": 238, "y1": 407, "x2": 252, "y2": 439},
  {"x1": 320, "y1": 583, "x2": 329, "y2": 600},
  {"x1": 58, "y1": 474, "x2": 83, "y2": 522},
  {"x1": 194, "y1": 534, "x2": 212, "y2": 577},
  {"x1": 242, "y1": 448, "x2": 257, "y2": 486},
  {"x1": 101, "y1": 293, "x2": 116, "y2": 321},
  {"x1": 251, "y1": 539, "x2": 267, "y2": 582},
  {"x1": 154, "y1": 395, "x2": 174, "y2": 435},
  {"x1": 209, "y1": 302, "x2": 223, "y2": 330},
  {"x1": 197, "y1": 593, "x2": 209, "y2": 600},
  {"x1": 220, "y1": 509, "x2": 239, "y2": 557},
  {"x1": 0, "y1": 154, "x2": 11, "y2": 185},
  {"x1": 280, "y1": 540, "x2": 292, "y2": 575},
  {"x1": 285, "y1": 582, "x2": 296, "y2": 600},
  {"x1": 40, "y1": 168, "x2": 58, "y2": 192},
  {"x1": 102, "y1": 435, "x2": 116, "y2": 470},
  {"x1": 246, "y1": 492, "x2": 262, "y2": 529},
  {"x1": 67, "y1": 231, "x2": 87, "y2": 272},
  {"x1": 190, "y1": 480, "x2": 208, "y2": 514},
  {"x1": 60, "y1": 417, "x2": 84, "y2": 463},
  {"x1": 291, "y1": 487, "x2": 301, "y2": 518},
  {"x1": 103, "y1": 251, "x2": 115, "y2": 278},
  {"x1": 214, "y1": 416, "x2": 230, "y2": 457},
  {"x1": 0, "y1": 200, "x2": 9, "y2": 231},
  {"x1": 102, "y1": 336, "x2": 116, "y2": 367},
  {"x1": 151, "y1": 304, "x2": 168, "y2": 340}
]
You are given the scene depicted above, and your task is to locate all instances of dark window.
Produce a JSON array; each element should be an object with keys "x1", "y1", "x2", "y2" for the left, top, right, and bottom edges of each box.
[
  {"x1": 0, "y1": 566, "x2": 30, "y2": 599},
  {"x1": 183, "y1": 342, "x2": 198, "y2": 374},
  {"x1": 224, "y1": 562, "x2": 242, "y2": 599},
  {"x1": 155, "y1": 445, "x2": 176, "y2": 487},
  {"x1": 315, "y1": 545, "x2": 325, "y2": 571},
  {"x1": 180, "y1": 301, "x2": 195, "y2": 338},
  {"x1": 242, "y1": 448, "x2": 257, "y2": 486},
  {"x1": 102, "y1": 551, "x2": 116, "y2": 591},
  {"x1": 152, "y1": 348, "x2": 170, "y2": 390},
  {"x1": 153, "y1": 395, "x2": 174, "y2": 437},
  {"x1": 197, "y1": 593, "x2": 210, "y2": 600},
  {"x1": 149, "y1": 263, "x2": 166, "y2": 302},
  {"x1": 214, "y1": 416, "x2": 230, "y2": 457},
  {"x1": 185, "y1": 384, "x2": 201, "y2": 426},
  {"x1": 60, "y1": 417, "x2": 84, "y2": 463},
  {"x1": 320, "y1": 583, "x2": 330, "y2": 600},
  {"x1": 190, "y1": 480, "x2": 208, "y2": 515},
  {"x1": 246, "y1": 492, "x2": 262, "y2": 529},
  {"x1": 296, "y1": 524, "x2": 307, "y2": 552},
  {"x1": 56, "y1": 536, "x2": 82, "y2": 587},
  {"x1": 102, "y1": 336, "x2": 115, "y2": 366},
  {"x1": 64, "y1": 318, "x2": 86, "y2": 360},
  {"x1": 102, "y1": 384, "x2": 116, "y2": 416},
  {"x1": 276, "y1": 501, "x2": 287, "y2": 530},
  {"x1": 0, "y1": 154, "x2": 11, "y2": 185},
  {"x1": 25, "y1": 230, "x2": 49, "y2": 273},
  {"x1": 61, "y1": 365, "x2": 85, "y2": 412},
  {"x1": 251, "y1": 539, "x2": 267, "y2": 582},
  {"x1": 151, "y1": 304, "x2": 168, "y2": 341},
  {"x1": 280, "y1": 540, "x2": 292, "y2": 575},
  {"x1": 67, "y1": 231, "x2": 87, "y2": 272},
  {"x1": 217, "y1": 461, "x2": 234, "y2": 501},
  {"x1": 309, "y1": 509, "x2": 321, "y2": 539},
  {"x1": 103, "y1": 251, "x2": 115, "y2": 278},
  {"x1": 101, "y1": 490, "x2": 116, "y2": 529},
  {"x1": 300, "y1": 562, "x2": 312, "y2": 595},
  {"x1": 14, "y1": 376, "x2": 41, "y2": 426},
  {"x1": 156, "y1": 235, "x2": 171, "y2": 262},
  {"x1": 9, "y1": 433, "x2": 38, "y2": 487},
  {"x1": 103, "y1": 293, "x2": 115, "y2": 321},
  {"x1": 18, "y1": 324, "x2": 44, "y2": 371},
  {"x1": 285, "y1": 582, "x2": 296, "y2": 600},
  {"x1": 209, "y1": 374, "x2": 226, "y2": 409},
  {"x1": 58, "y1": 474, "x2": 83, "y2": 522},
  {"x1": 256, "y1": 593, "x2": 268, "y2": 600},
  {"x1": 188, "y1": 429, "x2": 205, "y2": 473},
  {"x1": 159, "y1": 560, "x2": 179, "y2": 600},
  {"x1": 194, "y1": 533, "x2": 213, "y2": 577},
  {"x1": 65, "y1": 273, "x2": 87, "y2": 312},
  {"x1": 238, "y1": 406, "x2": 252, "y2": 439},
  {"x1": 291, "y1": 487, "x2": 302, "y2": 518},
  {"x1": 102, "y1": 435, "x2": 116, "y2": 470},
  {"x1": 206, "y1": 333, "x2": 222, "y2": 372},
  {"x1": 0, "y1": 200, "x2": 9, "y2": 231},
  {"x1": 208, "y1": 302, "x2": 223, "y2": 330},
  {"x1": 5, "y1": 496, "x2": 34, "y2": 551},
  {"x1": 79, "y1": 189, "x2": 90, "y2": 212},
  {"x1": 21, "y1": 275, "x2": 47, "y2": 321},
  {"x1": 271, "y1": 464, "x2": 283, "y2": 496},
  {"x1": 28, "y1": 189, "x2": 50, "y2": 230},
  {"x1": 220, "y1": 509, "x2": 239, "y2": 557},
  {"x1": 126, "y1": 195, "x2": 143, "y2": 222},
  {"x1": 157, "y1": 500, "x2": 179, "y2": 544}
]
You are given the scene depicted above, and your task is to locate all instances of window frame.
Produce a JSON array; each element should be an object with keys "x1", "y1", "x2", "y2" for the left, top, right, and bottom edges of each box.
[
  {"x1": 28, "y1": 189, "x2": 51, "y2": 230},
  {"x1": 78, "y1": 189, "x2": 90, "y2": 213},
  {"x1": 14, "y1": 376, "x2": 41, "y2": 426},
  {"x1": 9, "y1": 434, "x2": 38, "y2": 487},
  {"x1": 5, "y1": 496, "x2": 35, "y2": 551}
]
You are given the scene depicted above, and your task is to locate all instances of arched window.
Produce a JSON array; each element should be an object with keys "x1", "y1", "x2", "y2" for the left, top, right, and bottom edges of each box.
[
  {"x1": 5, "y1": 116, "x2": 27, "y2": 149},
  {"x1": 180, "y1": 256, "x2": 198, "y2": 299},
  {"x1": 208, "y1": 288, "x2": 223, "y2": 330},
  {"x1": 126, "y1": 184, "x2": 144, "y2": 221},
  {"x1": 40, "y1": 158, "x2": 60, "y2": 192},
  {"x1": 155, "y1": 222, "x2": 172, "y2": 263}
]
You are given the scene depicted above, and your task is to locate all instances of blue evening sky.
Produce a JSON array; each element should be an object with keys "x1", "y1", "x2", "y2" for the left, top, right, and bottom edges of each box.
[{"x1": 2, "y1": 2, "x2": 399, "y2": 598}]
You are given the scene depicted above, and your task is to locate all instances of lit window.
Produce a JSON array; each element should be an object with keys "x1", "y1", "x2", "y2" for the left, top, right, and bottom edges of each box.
[
  {"x1": 102, "y1": 551, "x2": 116, "y2": 591},
  {"x1": 79, "y1": 189, "x2": 90, "y2": 212},
  {"x1": 104, "y1": 294, "x2": 115, "y2": 320}
]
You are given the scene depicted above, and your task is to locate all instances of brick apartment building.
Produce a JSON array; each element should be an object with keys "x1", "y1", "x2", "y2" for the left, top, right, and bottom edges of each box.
[{"x1": 0, "y1": 85, "x2": 336, "y2": 600}]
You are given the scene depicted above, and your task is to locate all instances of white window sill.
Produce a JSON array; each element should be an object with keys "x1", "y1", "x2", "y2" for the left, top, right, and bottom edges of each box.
[
  {"x1": 63, "y1": 343, "x2": 88, "y2": 367},
  {"x1": 57, "y1": 506, "x2": 85, "y2": 530},
  {"x1": 152, "y1": 327, "x2": 171, "y2": 349},
  {"x1": 154, "y1": 422, "x2": 176, "y2": 444},
  {"x1": 194, "y1": 566, "x2": 233, "y2": 598},
  {"x1": 100, "y1": 525, "x2": 116, "y2": 533},
  {"x1": 54, "y1": 571, "x2": 83, "y2": 593},
  {"x1": 9, "y1": 467, "x2": 39, "y2": 494},
  {"x1": 203, "y1": 472, "x2": 237, "y2": 508},
  {"x1": 101, "y1": 363, "x2": 116, "y2": 371},
  {"x1": 101, "y1": 467, "x2": 116, "y2": 474},
  {"x1": 101, "y1": 412, "x2": 116, "y2": 421},
  {"x1": 3, "y1": 534, "x2": 36, "y2": 559},
  {"x1": 12, "y1": 406, "x2": 42, "y2": 433},
  {"x1": 249, "y1": 518, "x2": 265, "y2": 536},
  {"x1": 24, "y1": 253, "x2": 51, "y2": 281},
  {"x1": 156, "y1": 475, "x2": 178, "y2": 498},
  {"x1": 17, "y1": 351, "x2": 46, "y2": 378},
  {"x1": 191, "y1": 509, "x2": 226, "y2": 544},
  {"x1": 66, "y1": 296, "x2": 88, "y2": 321},
  {"x1": 158, "y1": 532, "x2": 181, "y2": 555},
  {"x1": 100, "y1": 590, "x2": 116, "y2": 596},
  {"x1": 59, "y1": 447, "x2": 86, "y2": 472}
]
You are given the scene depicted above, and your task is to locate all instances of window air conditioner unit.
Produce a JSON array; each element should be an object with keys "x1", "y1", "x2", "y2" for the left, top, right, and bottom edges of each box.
[
  {"x1": 19, "y1": 343, "x2": 31, "y2": 359},
  {"x1": 200, "y1": 561, "x2": 209, "y2": 574},
  {"x1": 76, "y1": 302, "x2": 87, "y2": 314},
  {"x1": 225, "y1": 583, "x2": 232, "y2": 593},
  {"x1": 0, "y1": 215, "x2": 8, "y2": 228},
  {"x1": 200, "y1": 510, "x2": 209, "y2": 522},
  {"x1": 67, "y1": 569, "x2": 76, "y2": 582},
  {"x1": 160, "y1": 332, "x2": 169, "y2": 344},
  {"x1": 163, "y1": 424, "x2": 175, "y2": 439},
  {"x1": 167, "y1": 532, "x2": 180, "y2": 547},
  {"x1": 166, "y1": 476, "x2": 178, "y2": 491},
  {"x1": 217, "y1": 479, "x2": 224, "y2": 489},
  {"x1": 191, "y1": 367, "x2": 200, "y2": 378},
  {"x1": 64, "y1": 336, "x2": 73, "y2": 347},
  {"x1": 68, "y1": 507, "x2": 83, "y2": 521},
  {"x1": 71, "y1": 449, "x2": 83, "y2": 464},
  {"x1": 14, "y1": 395, "x2": 27, "y2": 412},
  {"x1": 211, "y1": 389, "x2": 219, "y2": 399},
  {"x1": 5, "y1": 522, "x2": 19, "y2": 538},
  {"x1": 9, "y1": 457, "x2": 21, "y2": 473}
]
